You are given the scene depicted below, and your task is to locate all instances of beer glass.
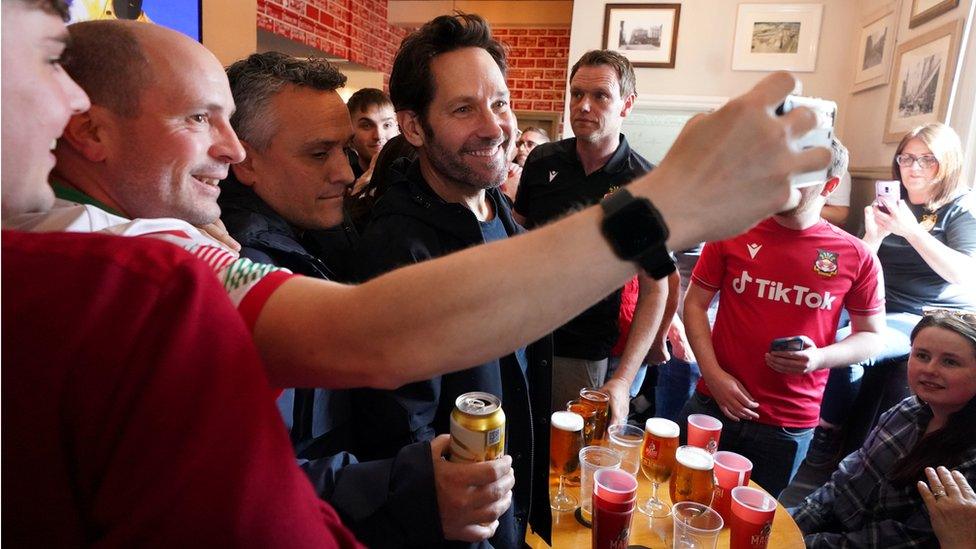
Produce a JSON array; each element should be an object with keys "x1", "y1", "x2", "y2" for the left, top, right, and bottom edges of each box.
[
  {"x1": 579, "y1": 388, "x2": 610, "y2": 443},
  {"x1": 639, "y1": 417, "x2": 680, "y2": 517},
  {"x1": 607, "y1": 423, "x2": 644, "y2": 476},
  {"x1": 565, "y1": 399, "x2": 597, "y2": 485},
  {"x1": 549, "y1": 411, "x2": 584, "y2": 512},
  {"x1": 670, "y1": 445, "x2": 716, "y2": 506}
]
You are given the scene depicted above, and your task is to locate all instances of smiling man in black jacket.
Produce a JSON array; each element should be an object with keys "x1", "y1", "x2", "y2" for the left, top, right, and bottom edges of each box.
[{"x1": 353, "y1": 14, "x2": 553, "y2": 549}]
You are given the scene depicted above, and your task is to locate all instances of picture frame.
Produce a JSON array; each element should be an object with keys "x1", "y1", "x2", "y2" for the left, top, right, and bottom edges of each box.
[
  {"x1": 67, "y1": 0, "x2": 202, "y2": 41},
  {"x1": 852, "y1": 2, "x2": 900, "y2": 93},
  {"x1": 731, "y1": 3, "x2": 824, "y2": 72},
  {"x1": 883, "y1": 19, "x2": 963, "y2": 142},
  {"x1": 602, "y1": 3, "x2": 681, "y2": 69},
  {"x1": 909, "y1": 0, "x2": 959, "y2": 29}
]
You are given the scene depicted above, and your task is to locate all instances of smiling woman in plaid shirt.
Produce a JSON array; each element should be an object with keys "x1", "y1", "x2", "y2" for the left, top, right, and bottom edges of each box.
[{"x1": 791, "y1": 311, "x2": 976, "y2": 547}]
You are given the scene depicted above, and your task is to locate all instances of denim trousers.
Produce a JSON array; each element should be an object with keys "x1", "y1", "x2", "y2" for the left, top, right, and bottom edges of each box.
[
  {"x1": 676, "y1": 392, "x2": 814, "y2": 498},
  {"x1": 655, "y1": 357, "x2": 701, "y2": 422},
  {"x1": 818, "y1": 312, "x2": 919, "y2": 425}
]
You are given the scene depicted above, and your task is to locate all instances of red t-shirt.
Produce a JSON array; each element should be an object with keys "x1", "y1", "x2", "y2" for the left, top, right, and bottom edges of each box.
[
  {"x1": 691, "y1": 219, "x2": 884, "y2": 427},
  {"x1": 2, "y1": 230, "x2": 363, "y2": 548}
]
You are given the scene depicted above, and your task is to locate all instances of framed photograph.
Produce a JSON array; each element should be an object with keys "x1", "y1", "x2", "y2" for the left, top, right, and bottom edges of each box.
[
  {"x1": 602, "y1": 3, "x2": 681, "y2": 69},
  {"x1": 732, "y1": 3, "x2": 824, "y2": 72},
  {"x1": 883, "y1": 20, "x2": 963, "y2": 142},
  {"x1": 852, "y1": 2, "x2": 900, "y2": 93},
  {"x1": 910, "y1": 0, "x2": 959, "y2": 29}
]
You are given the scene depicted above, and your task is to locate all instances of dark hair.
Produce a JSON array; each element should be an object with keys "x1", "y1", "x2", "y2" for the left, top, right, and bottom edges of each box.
[
  {"x1": 347, "y1": 88, "x2": 392, "y2": 115},
  {"x1": 887, "y1": 312, "x2": 976, "y2": 488},
  {"x1": 226, "y1": 51, "x2": 347, "y2": 150},
  {"x1": 63, "y1": 21, "x2": 153, "y2": 117},
  {"x1": 346, "y1": 134, "x2": 418, "y2": 231},
  {"x1": 15, "y1": 0, "x2": 69, "y2": 20},
  {"x1": 389, "y1": 12, "x2": 506, "y2": 119},
  {"x1": 569, "y1": 50, "x2": 636, "y2": 98}
]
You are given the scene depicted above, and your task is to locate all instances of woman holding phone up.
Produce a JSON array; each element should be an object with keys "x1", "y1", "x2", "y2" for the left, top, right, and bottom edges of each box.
[{"x1": 797, "y1": 123, "x2": 976, "y2": 476}]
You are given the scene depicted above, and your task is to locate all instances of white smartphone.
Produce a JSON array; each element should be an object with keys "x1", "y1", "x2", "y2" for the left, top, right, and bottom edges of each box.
[{"x1": 875, "y1": 180, "x2": 899, "y2": 213}]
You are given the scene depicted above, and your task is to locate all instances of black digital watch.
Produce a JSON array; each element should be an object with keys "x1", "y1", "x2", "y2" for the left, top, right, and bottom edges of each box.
[{"x1": 600, "y1": 188, "x2": 676, "y2": 280}]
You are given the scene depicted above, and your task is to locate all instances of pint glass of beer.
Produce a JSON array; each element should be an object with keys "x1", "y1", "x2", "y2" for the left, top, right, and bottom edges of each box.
[
  {"x1": 549, "y1": 411, "x2": 584, "y2": 512},
  {"x1": 670, "y1": 445, "x2": 716, "y2": 506},
  {"x1": 579, "y1": 388, "x2": 610, "y2": 443},
  {"x1": 566, "y1": 399, "x2": 598, "y2": 447},
  {"x1": 639, "y1": 417, "x2": 680, "y2": 517}
]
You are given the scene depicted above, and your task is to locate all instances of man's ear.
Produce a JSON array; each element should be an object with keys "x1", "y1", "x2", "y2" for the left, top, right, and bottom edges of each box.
[
  {"x1": 822, "y1": 176, "x2": 840, "y2": 196},
  {"x1": 620, "y1": 92, "x2": 636, "y2": 118},
  {"x1": 398, "y1": 110, "x2": 426, "y2": 148},
  {"x1": 60, "y1": 107, "x2": 111, "y2": 162},
  {"x1": 231, "y1": 142, "x2": 259, "y2": 187}
]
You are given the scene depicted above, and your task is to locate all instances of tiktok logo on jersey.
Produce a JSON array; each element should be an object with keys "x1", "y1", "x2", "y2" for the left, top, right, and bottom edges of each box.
[{"x1": 731, "y1": 270, "x2": 837, "y2": 310}]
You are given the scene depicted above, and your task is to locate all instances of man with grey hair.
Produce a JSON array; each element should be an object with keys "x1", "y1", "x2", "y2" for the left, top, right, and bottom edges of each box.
[
  {"x1": 678, "y1": 137, "x2": 887, "y2": 498},
  {"x1": 217, "y1": 51, "x2": 506, "y2": 547}
]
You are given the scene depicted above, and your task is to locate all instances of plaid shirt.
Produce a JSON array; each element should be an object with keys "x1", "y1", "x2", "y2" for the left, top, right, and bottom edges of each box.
[{"x1": 790, "y1": 396, "x2": 976, "y2": 548}]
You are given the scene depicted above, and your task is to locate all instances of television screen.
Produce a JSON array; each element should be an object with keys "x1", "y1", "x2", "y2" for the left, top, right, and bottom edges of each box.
[{"x1": 68, "y1": 1, "x2": 202, "y2": 42}]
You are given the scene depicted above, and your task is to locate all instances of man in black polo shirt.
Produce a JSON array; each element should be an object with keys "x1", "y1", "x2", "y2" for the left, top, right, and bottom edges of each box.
[{"x1": 515, "y1": 50, "x2": 677, "y2": 420}]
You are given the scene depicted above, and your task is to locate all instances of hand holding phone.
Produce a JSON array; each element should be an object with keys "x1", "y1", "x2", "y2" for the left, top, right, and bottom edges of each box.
[
  {"x1": 770, "y1": 336, "x2": 806, "y2": 352},
  {"x1": 875, "y1": 180, "x2": 899, "y2": 213}
]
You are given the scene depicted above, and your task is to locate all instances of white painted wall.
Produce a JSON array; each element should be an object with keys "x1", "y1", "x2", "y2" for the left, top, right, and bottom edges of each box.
[
  {"x1": 845, "y1": 0, "x2": 974, "y2": 170},
  {"x1": 566, "y1": 0, "x2": 859, "y2": 139}
]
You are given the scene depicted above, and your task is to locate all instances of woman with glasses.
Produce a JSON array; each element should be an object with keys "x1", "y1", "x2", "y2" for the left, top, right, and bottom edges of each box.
[
  {"x1": 791, "y1": 311, "x2": 976, "y2": 547},
  {"x1": 794, "y1": 123, "x2": 976, "y2": 480}
]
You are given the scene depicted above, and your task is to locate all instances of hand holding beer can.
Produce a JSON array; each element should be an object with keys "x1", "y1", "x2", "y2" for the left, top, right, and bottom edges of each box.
[{"x1": 449, "y1": 392, "x2": 505, "y2": 463}]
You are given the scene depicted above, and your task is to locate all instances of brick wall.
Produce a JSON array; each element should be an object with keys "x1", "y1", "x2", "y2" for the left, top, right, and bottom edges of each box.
[
  {"x1": 494, "y1": 27, "x2": 571, "y2": 114},
  {"x1": 256, "y1": 0, "x2": 406, "y2": 88},
  {"x1": 255, "y1": 2, "x2": 571, "y2": 116}
]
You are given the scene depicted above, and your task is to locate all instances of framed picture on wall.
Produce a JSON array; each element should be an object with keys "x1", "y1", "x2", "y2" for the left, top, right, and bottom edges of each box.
[
  {"x1": 910, "y1": 0, "x2": 960, "y2": 29},
  {"x1": 883, "y1": 20, "x2": 963, "y2": 142},
  {"x1": 852, "y1": 2, "x2": 900, "y2": 93},
  {"x1": 731, "y1": 3, "x2": 823, "y2": 72},
  {"x1": 602, "y1": 3, "x2": 681, "y2": 68}
]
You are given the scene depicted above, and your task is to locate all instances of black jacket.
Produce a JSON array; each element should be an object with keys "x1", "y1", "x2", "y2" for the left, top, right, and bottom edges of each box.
[
  {"x1": 354, "y1": 161, "x2": 553, "y2": 547},
  {"x1": 218, "y1": 175, "x2": 446, "y2": 548}
]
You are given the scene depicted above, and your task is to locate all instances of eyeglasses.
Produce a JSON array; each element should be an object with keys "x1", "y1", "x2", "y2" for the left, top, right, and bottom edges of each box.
[{"x1": 895, "y1": 154, "x2": 939, "y2": 169}]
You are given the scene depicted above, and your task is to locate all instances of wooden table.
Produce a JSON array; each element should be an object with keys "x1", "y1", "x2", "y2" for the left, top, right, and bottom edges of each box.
[{"x1": 526, "y1": 469, "x2": 804, "y2": 548}]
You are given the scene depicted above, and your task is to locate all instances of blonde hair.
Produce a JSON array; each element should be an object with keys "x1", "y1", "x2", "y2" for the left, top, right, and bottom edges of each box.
[{"x1": 893, "y1": 123, "x2": 965, "y2": 210}]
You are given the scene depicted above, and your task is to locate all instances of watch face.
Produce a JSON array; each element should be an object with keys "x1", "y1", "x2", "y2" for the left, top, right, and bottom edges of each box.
[{"x1": 605, "y1": 199, "x2": 666, "y2": 259}]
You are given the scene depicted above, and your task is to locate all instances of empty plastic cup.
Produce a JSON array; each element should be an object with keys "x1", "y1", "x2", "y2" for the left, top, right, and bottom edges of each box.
[
  {"x1": 578, "y1": 446, "x2": 621, "y2": 522},
  {"x1": 607, "y1": 423, "x2": 644, "y2": 476},
  {"x1": 687, "y1": 414, "x2": 723, "y2": 454},
  {"x1": 729, "y1": 486, "x2": 777, "y2": 549},
  {"x1": 712, "y1": 451, "x2": 753, "y2": 523},
  {"x1": 672, "y1": 501, "x2": 723, "y2": 549}
]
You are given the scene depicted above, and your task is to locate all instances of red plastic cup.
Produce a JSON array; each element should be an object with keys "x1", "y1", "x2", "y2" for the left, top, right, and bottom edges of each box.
[
  {"x1": 712, "y1": 451, "x2": 753, "y2": 523},
  {"x1": 591, "y1": 469, "x2": 638, "y2": 549},
  {"x1": 687, "y1": 414, "x2": 723, "y2": 454},
  {"x1": 729, "y1": 486, "x2": 777, "y2": 549}
]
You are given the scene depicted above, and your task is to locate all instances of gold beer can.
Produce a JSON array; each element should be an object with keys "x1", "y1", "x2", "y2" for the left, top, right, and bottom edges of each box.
[{"x1": 449, "y1": 392, "x2": 506, "y2": 463}]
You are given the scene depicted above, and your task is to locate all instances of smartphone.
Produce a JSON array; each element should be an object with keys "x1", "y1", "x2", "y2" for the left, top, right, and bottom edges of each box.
[
  {"x1": 770, "y1": 336, "x2": 805, "y2": 352},
  {"x1": 875, "y1": 180, "x2": 900, "y2": 213},
  {"x1": 776, "y1": 95, "x2": 837, "y2": 188}
]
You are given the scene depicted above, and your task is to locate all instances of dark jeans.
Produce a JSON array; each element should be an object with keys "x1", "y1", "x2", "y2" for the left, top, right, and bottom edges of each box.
[
  {"x1": 655, "y1": 357, "x2": 700, "y2": 422},
  {"x1": 676, "y1": 392, "x2": 813, "y2": 498},
  {"x1": 819, "y1": 312, "x2": 917, "y2": 425}
]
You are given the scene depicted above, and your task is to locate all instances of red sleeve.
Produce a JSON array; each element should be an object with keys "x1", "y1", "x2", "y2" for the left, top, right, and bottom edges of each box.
[
  {"x1": 74, "y1": 250, "x2": 361, "y2": 546},
  {"x1": 691, "y1": 241, "x2": 726, "y2": 292},
  {"x1": 844, "y1": 246, "x2": 885, "y2": 316},
  {"x1": 237, "y1": 270, "x2": 296, "y2": 331}
]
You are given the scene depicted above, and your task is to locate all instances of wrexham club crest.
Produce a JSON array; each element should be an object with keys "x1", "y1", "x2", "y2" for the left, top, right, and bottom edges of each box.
[{"x1": 813, "y1": 249, "x2": 838, "y2": 277}]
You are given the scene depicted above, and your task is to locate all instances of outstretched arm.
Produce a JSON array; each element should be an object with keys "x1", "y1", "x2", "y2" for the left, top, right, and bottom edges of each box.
[{"x1": 253, "y1": 72, "x2": 830, "y2": 389}]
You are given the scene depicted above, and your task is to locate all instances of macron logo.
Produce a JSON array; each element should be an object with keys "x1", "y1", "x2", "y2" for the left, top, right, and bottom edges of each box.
[
  {"x1": 747, "y1": 243, "x2": 762, "y2": 259},
  {"x1": 549, "y1": 170, "x2": 558, "y2": 182}
]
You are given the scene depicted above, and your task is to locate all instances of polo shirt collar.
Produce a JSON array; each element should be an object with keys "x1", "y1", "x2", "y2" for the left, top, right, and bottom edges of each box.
[
  {"x1": 562, "y1": 134, "x2": 634, "y2": 176},
  {"x1": 51, "y1": 181, "x2": 126, "y2": 218}
]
